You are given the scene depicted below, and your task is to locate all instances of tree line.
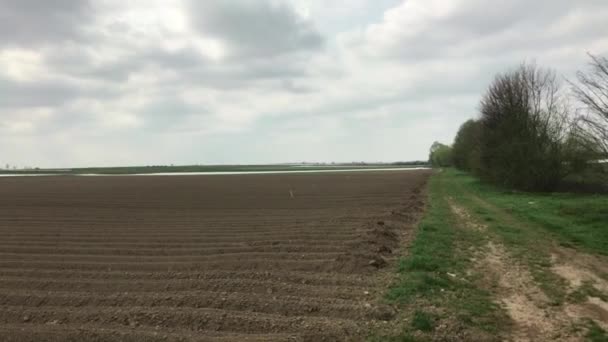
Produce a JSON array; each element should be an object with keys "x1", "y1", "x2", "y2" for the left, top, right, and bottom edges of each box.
[{"x1": 429, "y1": 54, "x2": 608, "y2": 192}]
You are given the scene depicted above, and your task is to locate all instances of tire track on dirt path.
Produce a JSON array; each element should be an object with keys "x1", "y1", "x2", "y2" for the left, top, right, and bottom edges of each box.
[
  {"x1": 467, "y1": 194, "x2": 608, "y2": 331},
  {"x1": 550, "y1": 249, "x2": 608, "y2": 331},
  {"x1": 449, "y1": 199, "x2": 607, "y2": 341}
]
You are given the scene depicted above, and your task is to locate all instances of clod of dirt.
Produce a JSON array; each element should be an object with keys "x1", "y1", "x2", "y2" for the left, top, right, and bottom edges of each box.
[
  {"x1": 337, "y1": 219, "x2": 398, "y2": 272},
  {"x1": 22, "y1": 316, "x2": 30, "y2": 323},
  {"x1": 376, "y1": 245, "x2": 392, "y2": 254},
  {"x1": 368, "y1": 305, "x2": 396, "y2": 321},
  {"x1": 368, "y1": 257, "x2": 387, "y2": 269},
  {"x1": 369, "y1": 227, "x2": 398, "y2": 239}
]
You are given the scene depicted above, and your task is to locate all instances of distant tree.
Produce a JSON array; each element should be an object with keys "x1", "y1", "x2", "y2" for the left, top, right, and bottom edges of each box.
[
  {"x1": 479, "y1": 63, "x2": 569, "y2": 191},
  {"x1": 452, "y1": 119, "x2": 482, "y2": 174},
  {"x1": 571, "y1": 54, "x2": 608, "y2": 161},
  {"x1": 428, "y1": 141, "x2": 453, "y2": 167}
]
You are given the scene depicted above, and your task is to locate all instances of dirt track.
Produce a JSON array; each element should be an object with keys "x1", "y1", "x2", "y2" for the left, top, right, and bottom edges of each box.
[{"x1": 0, "y1": 171, "x2": 430, "y2": 341}]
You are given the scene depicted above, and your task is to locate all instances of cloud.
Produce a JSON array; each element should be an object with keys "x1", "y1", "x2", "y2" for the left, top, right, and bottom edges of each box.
[
  {"x1": 0, "y1": 76, "x2": 80, "y2": 108},
  {"x1": 44, "y1": 44, "x2": 210, "y2": 82},
  {"x1": 0, "y1": 0, "x2": 607, "y2": 168},
  {"x1": 187, "y1": 0, "x2": 323, "y2": 58},
  {"x1": 356, "y1": 0, "x2": 608, "y2": 61},
  {"x1": 0, "y1": 0, "x2": 93, "y2": 47}
]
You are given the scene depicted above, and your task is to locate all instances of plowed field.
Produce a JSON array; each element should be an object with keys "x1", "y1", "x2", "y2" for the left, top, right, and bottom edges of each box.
[{"x1": 0, "y1": 170, "x2": 430, "y2": 341}]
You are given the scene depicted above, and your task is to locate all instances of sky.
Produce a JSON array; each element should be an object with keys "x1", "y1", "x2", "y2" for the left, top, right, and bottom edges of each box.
[{"x1": 1, "y1": 0, "x2": 607, "y2": 168}]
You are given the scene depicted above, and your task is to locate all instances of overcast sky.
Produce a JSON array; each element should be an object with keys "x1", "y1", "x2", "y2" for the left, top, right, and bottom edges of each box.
[{"x1": 1, "y1": 0, "x2": 607, "y2": 168}]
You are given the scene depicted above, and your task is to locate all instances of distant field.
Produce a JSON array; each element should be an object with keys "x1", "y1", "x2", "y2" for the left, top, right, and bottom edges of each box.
[
  {"x1": 0, "y1": 163, "x2": 428, "y2": 176},
  {"x1": 0, "y1": 170, "x2": 430, "y2": 341}
]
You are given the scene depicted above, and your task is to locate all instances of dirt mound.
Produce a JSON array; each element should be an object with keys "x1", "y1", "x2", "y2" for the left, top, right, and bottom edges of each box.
[{"x1": 332, "y1": 209, "x2": 419, "y2": 274}]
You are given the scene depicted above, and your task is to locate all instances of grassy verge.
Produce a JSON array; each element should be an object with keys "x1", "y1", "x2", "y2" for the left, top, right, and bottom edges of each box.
[
  {"x1": 455, "y1": 170, "x2": 608, "y2": 256},
  {"x1": 372, "y1": 170, "x2": 506, "y2": 341},
  {"x1": 375, "y1": 169, "x2": 608, "y2": 341},
  {"x1": 447, "y1": 171, "x2": 570, "y2": 304},
  {"x1": 446, "y1": 169, "x2": 608, "y2": 338},
  {"x1": 452, "y1": 169, "x2": 608, "y2": 299}
]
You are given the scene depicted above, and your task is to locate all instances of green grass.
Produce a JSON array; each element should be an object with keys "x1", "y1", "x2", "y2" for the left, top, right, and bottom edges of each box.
[
  {"x1": 445, "y1": 169, "x2": 604, "y2": 304},
  {"x1": 453, "y1": 170, "x2": 608, "y2": 256},
  {"x1": 375, "y1": 168, "x2": 608, "y2": 341},
  {"x1": 586, "y1": 320, "x2": 608, "y2": 342},
  {"x1": 441, "y1": 169, "x2": 608, "y2": 335},
  {"x1": 374, "y1": 170, "x2": 506, "y2": 341},
  {"x1": 411, "y1": 310, "x2": 436, "y2": 332},
  {"x1": 445, "y1": 174, "x2": 569, "y2": 304}
]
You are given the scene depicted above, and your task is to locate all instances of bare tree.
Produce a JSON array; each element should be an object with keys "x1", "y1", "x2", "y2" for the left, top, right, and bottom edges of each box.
[
  {"x1": 571, "y1": 54, "x2": 608, "y2": 158},
  {"x1": 479, "y1": 63, "x2": 569, "y2": 191}
]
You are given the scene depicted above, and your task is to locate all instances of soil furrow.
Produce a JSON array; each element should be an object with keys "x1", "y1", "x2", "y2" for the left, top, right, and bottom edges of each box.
[
  {"x1": 0, "y1": 245, "x2": 350, "y2": 256},
  {"x1": 0, "y1": 251, "x2": 344, "y2": 262},
  {"x1": 0, "y1": 278, "x2": 368, "y2": 300},
  {"x1": 0, "y1": 239, "x2": 359, "y2": 248},
  {"x1": 0, "y1": 269, "x2": 376, "y2": 286},
  {"x1": 0, "y1": 305, "x2": 364, "y2": 336},
  {"x1": 0, "y1": 259, "x2": 343, "y2": 272},
  {"x1": 0, "y1": 290, "x2": 380, "y2": 321},
  {"x1": 0, "y1": 323, "x2": 297, "y2": 342}
]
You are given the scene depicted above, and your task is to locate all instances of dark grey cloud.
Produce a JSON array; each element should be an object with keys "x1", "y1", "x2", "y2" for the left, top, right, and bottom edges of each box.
[
  {"x1": 187, "y1": 0, "x2": 323, "y2": 58},
  {"x1": 0, "y1": 75, "x2": 119, "y2": 109},
  {"x1": 0, "y1": 0, "x2": 93, "y2": 46},
  {"x1": 44, "y1": 45, "x2": 313, "y2": 92},
  {"x1": 0, "y1": 76, "x2": 81, "y2": 108}
]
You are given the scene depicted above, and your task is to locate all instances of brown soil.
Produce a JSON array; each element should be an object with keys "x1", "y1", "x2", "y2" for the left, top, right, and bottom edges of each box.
[{"x1": 0, "y1": 170, "x2": 431, "y2": 341}]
